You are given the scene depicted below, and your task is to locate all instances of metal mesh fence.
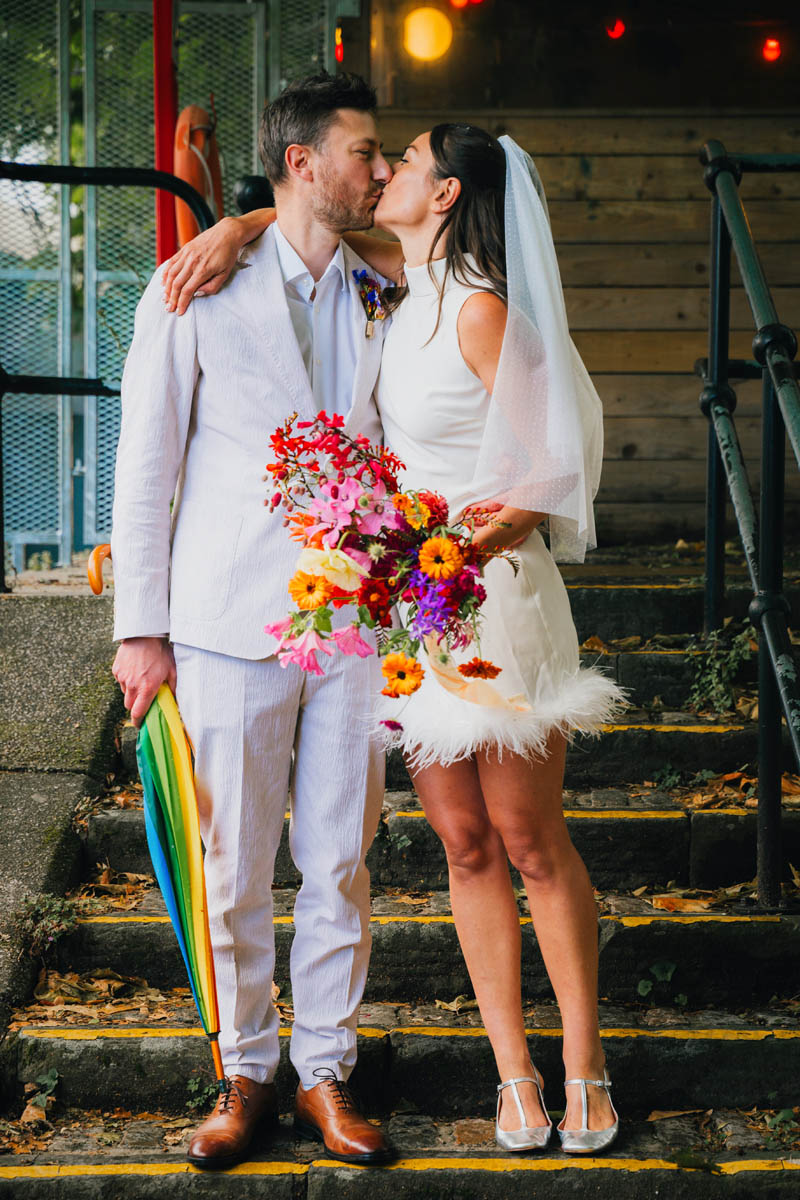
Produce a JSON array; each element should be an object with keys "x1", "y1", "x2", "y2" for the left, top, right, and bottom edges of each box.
[
  {"x1": 275, "y1": 0, "x2": 327, "y2": 91},
  {"x1": 84, "y1": 0, "x2": 265, "y2": 543},
  {"x1": 0, "y1": 0, "x2": 68, "y2": 567}
]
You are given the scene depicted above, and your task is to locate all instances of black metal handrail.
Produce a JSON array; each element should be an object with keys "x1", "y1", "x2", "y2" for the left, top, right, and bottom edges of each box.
[
  {"x1": 0, "y1": 162, "x2": 213, "y2": 594},
  {"x1": 698, "y1": 139, "x2": 800, "y2": 908}
]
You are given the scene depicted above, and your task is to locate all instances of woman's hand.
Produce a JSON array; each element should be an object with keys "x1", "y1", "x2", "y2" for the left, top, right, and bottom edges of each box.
[
  {"x1": 162, "y1": 209, "x2": 275, "y2": 315},
  {"x1": 465, "y1": 501, "x2": 544, "y2": 551}
]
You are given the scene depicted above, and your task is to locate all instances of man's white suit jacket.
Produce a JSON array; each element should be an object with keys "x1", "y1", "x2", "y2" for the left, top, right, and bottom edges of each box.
[{"x1": 111, "y1": 226, "x2": 387, "y2": 659}]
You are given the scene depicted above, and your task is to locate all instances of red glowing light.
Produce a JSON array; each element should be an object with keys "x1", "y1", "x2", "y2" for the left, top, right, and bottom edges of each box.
[
  {"x1": 606, "y1": 19, "x2": 625, "y2": 39},
  {"x1": 335, "y1": 42, "x2": 344, "y2": 62},
  {"x1": 450, "y1": 0, "x2": 469, "y2": 8},
  {"x1": 762, "y1": 37, "x2": 781, "y2": 63}
]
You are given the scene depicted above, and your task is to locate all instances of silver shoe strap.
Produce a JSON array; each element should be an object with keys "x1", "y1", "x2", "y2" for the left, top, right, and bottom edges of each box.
[
  {"x1": 564, "y1": 1074, "x2": 612, "y2": 1132},
  {"x1": 564, "y1": 1077, "x2": 611, "y2": 1089},
  {"x1": 497, "y1": 1073, "x2": 544, "y2": 1129}
]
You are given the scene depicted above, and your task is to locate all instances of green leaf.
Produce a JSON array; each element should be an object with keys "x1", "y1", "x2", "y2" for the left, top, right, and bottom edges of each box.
[
  {"x1": 34, "y1": 1068, "x2": 59, "y2": 1095},
  {"x1": 650, "y1": 960, "x2": 677, "y2": 983},
  {"x1": 637, "y1": 979, "x2": 654, "y2": 997},
  {"x1": 312, "y1": 606, "x2": 332, "y2": 633},
  {"x1": 674, "y1": 993, "x2": 689, "y2": 1008}
]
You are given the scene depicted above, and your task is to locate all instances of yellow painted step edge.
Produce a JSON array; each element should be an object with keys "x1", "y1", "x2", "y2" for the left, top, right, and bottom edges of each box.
[
  {"x1": 77, "y1": 912, "x2": 782, "y2": 927},
  {"x1": 19, "y1": 1026, "x2": 800, "y2": 1043},
  {"x1": 2, "y1": 1157, "x2": 798, "y2": 1180}
]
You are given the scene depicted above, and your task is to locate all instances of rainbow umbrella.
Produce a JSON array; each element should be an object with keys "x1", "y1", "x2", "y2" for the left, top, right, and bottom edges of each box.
[{"x1": 137, "y1": 684, "x2": 226, "y2": 1090}]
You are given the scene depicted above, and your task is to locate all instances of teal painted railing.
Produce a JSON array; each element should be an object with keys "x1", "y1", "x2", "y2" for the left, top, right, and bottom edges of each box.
[{"x1": 697, "y1": 140, "x2": 800, "y2": 908}]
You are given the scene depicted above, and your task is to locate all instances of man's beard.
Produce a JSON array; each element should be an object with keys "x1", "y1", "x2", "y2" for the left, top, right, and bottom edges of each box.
[{"x1": 312, "y1": 162, "x2": 380, "y2": 233}]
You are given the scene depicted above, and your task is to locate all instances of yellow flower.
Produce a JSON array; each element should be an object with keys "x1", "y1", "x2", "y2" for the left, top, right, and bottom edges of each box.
[
  {"x1": 296, "y1": 546, "x2": 369, "y2": 591},
  {"x1": 288, "y1": 571, "x2": 332, "y2": 610},
  {"x1": 381, "y1": 652, "x2": 425, "y2": 697},
  {"x1": 418, "y1": 536, "x2": 463, "y2": 580},
  {"x1": 393, "y1": 493, "x2": 431, "y2": 530}
]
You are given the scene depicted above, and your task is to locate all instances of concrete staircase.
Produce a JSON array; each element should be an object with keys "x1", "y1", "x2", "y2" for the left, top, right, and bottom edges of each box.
[{"x1": 2, "y1": 564, "x2": 800, "y2": 1196}]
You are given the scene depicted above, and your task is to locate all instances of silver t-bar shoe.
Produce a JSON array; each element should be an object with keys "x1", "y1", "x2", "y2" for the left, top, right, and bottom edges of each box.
[
  {"x1": 557, "y1": 1070, "x2": 619, "y2": 1154},
  {"x1": 495, "y1": 1068, "x2": 553, "y2": 1151}
]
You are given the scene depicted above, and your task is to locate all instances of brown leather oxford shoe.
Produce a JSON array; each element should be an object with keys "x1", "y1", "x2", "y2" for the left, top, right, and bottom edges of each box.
[
  {"x1": 294, "y1": 1068, "x2": 393, "y2": 1165},
  {"x1": 187, "y1": 1075, "x2": 278, "y2": 1170}
]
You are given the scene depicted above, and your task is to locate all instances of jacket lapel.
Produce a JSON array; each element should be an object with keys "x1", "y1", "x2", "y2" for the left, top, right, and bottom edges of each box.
[
  {"x1": 239, "y1": 227, "x2": 316, "y2": 419},
  {"x1": 343, "y1": 247, "x2": 386, "y2": 434}
]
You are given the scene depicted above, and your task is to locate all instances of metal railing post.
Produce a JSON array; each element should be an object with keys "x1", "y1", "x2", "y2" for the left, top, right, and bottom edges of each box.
[
  {"x1": 754, "y1": 371, "x2": 786, "y2": 907},
  {"x1": 702, "y1": 192, "x2": 733, "y2": 633}
]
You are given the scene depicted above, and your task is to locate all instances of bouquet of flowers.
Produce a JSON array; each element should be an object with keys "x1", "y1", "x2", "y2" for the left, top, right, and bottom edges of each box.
[{"x1": 264, "y1": 411, "x2": 515, "y2": 700}]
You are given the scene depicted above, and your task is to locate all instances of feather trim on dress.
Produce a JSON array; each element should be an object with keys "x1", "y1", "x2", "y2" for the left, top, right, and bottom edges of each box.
[{"x1": 375, "y1": 666, "x2": 627, "y2": 771}]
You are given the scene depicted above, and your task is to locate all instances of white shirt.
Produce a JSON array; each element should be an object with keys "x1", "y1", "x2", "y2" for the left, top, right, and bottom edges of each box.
[{"x1": 274, "y1": 222, "x2": 358, "y2": 418}]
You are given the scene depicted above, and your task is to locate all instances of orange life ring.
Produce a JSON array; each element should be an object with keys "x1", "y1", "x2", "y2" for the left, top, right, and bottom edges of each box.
[{"x1": 173, "y1": 104, "x2": 224, "y2": 246}]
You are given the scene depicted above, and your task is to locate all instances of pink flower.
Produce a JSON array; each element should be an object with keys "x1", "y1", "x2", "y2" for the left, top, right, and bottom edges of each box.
[
  {"x1": 354, "y1": 479, "x2": 404, "y2": 536},
  {"x1": 307, "y1": 478, "x2": 365, "y2": 545},
  {"x1": 264, "y1": 616, "x2": 294, "y2": 648},
  {"x1": 330, "y1": 625, "x2": 375, "y2": 658},
  {"x1": 380, "y1": 719, "x2": 404, "y2": 732},
  {"x1": 276, "y1": 628, "x2": 335, "y2": 675}
]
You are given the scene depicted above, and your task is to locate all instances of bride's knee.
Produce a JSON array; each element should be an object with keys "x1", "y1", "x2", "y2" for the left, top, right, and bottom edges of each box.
[
  {"x1": 440, "y1": 821, "x2": 503, "y2": 875},
  {"x1": 504, "y1": 829, "x2": 572, "y2": 884}
]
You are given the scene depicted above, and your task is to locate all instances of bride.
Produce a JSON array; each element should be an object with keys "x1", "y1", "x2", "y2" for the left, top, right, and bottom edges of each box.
[{"x1": 162, "y1": 121, "x2": 625, "y2": 1153}]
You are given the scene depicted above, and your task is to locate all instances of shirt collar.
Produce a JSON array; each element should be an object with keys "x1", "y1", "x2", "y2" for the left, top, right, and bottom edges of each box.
[{"x1": 274, "y1": 222, "x2": 347, "y2": 298}]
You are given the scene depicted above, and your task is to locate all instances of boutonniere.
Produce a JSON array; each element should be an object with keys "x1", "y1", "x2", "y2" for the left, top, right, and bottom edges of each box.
[{"x1": 352, "y1": 269, "x2": 387, "y2": 339}]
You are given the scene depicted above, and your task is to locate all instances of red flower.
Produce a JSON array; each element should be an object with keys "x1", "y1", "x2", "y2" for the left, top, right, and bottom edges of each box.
[
  {"x1": 418, "y1": 490, "x2": 449, "y2": 528},
  {"x1": 358, "y1": 578, "x2": 393, "y2": 626},
  {"x1": 458, "y1": 657, "x2": 501, "y2": 679}
]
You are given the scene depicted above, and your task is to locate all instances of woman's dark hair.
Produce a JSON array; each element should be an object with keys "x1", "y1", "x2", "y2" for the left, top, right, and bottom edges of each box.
[
  {"x1": 259, "y1": 71, "x2": 377, "y2": 186},
  {"x1": 390, "y1": 124, "x2": 507, "y2": 333}
]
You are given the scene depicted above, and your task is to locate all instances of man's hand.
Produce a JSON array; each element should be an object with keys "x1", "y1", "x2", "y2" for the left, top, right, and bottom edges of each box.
[{"x1": 112, "y1": 637, "x2": 177, "y2": 728}]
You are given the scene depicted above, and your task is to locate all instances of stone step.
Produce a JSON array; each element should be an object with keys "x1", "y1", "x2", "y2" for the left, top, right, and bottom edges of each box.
[
  {"x1": 11, "y1": 1004, "x2": 800, "y2": 1115},
  {"x1": 58, "y1": 904, "x2": 800, "y2": 1006},
  {"x1": 119, "y1": 716, "x2": 768, "y2": 791},
  {"x1": 580, "y1": 647, "x2": 755, "y2": 709},
  {"x1": 86, "y1": 801, "x2": 800, "y2": 892},
  {"x1": 3, "y1": 1129, "x2": 799, "y2": 1199},
  {"x1": 563, "y1": 581, "x2": 799, "y2": 642}
]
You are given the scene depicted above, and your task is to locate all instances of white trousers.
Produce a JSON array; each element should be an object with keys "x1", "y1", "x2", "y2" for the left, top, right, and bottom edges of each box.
[{"x1": 173, "y1": 642, "x2": 384, "y2": 1088}]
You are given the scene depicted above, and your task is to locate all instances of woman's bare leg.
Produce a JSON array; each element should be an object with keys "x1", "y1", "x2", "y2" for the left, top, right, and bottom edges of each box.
[
  {"x1": 476, "y1": 733, "x2": 614, "y2": 1132},
  {"x1": 410, "y1": 756, "x2": 548, "y2": 1130}
]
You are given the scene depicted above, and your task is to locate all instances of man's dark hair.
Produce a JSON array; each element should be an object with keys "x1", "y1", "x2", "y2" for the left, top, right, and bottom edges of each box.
[{"x1": 258, "y1": 71, "x2": 377, "y2": 186}]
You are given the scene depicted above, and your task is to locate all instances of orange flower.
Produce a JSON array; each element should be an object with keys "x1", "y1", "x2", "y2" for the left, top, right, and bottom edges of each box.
[
  {"x1": 418, "y1": 536, "x2": 463, "y2": 580},
  {"x1": 458, "y1": 657, "x2": 502, "y2": 680},
  {"x1": 288, "y1": 571, "x2": 332, "y2": 610},
  {"x1": 392, "y1": 493, "x2": 431, "y2": 530},
  {"x1": 381, "y1": 652, "x2": 425, "y2": 697},
  {"x1": 287, "y1": 511, "x2": 324, "y2": 547}
]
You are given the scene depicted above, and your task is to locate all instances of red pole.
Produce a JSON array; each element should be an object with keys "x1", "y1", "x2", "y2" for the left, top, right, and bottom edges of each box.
[{"x1": 153, "y1": 0, "x2": 178, "y2": 263}]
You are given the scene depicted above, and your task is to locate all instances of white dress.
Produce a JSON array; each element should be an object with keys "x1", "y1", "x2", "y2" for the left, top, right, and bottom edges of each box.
[{"x1": 374, "y1": 257, "x2": 625, "y2": 768}]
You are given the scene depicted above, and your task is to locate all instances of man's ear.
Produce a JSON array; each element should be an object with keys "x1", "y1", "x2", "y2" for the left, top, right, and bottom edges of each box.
[
  {"x1": 431, "y1": 176, "x2": 461, "y2": 215},
  {"x1": 284, "y1": 143, "x2": 314, "y2": 183}
]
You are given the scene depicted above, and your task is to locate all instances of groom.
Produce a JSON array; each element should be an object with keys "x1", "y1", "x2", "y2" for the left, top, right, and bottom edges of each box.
[{"x1": 110, "y1": 73, "x2": 393, "y2": 1169}]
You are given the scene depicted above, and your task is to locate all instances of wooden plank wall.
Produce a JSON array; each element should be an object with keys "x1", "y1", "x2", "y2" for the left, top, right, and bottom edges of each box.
[{"x1": 377, "y1": 109, "x2": 800, "y2": 543}]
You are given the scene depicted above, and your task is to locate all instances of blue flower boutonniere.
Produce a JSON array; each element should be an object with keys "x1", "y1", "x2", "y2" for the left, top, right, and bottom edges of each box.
[{"x1": 352, "y1": 269, "x2": 387, "y2": 339}]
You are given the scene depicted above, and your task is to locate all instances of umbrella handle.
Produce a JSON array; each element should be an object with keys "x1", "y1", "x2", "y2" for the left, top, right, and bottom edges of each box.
[{"x1": 88, "y1": 544, "x2": 112, "y2": 595}]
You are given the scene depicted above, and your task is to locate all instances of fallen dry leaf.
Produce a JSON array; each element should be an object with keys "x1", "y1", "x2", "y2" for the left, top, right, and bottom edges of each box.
[
  {"x1": 647, "y1": 1109, "x2": 704, "y2": 1122},
  {"x1": 580, "y1": 635, "x2": 609, "y2": 653},
  {"x1": 435, "y1": 995, "x2": 479, "y2": 1014},
  {"x1": 650, "y1": 896, "x2": 714, "y2": 913}
]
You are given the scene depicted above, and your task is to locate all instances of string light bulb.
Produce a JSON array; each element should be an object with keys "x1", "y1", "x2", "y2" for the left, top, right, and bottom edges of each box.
[
  {"x1": 606, "y1": 19, "x2": 625, "y2": 39},
  {"x1": 405, "y1": 8, "x2": 454, "y2": 61},
  {"x1": 762, "y1": 37, "x2": 781, "y2": 63}
]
